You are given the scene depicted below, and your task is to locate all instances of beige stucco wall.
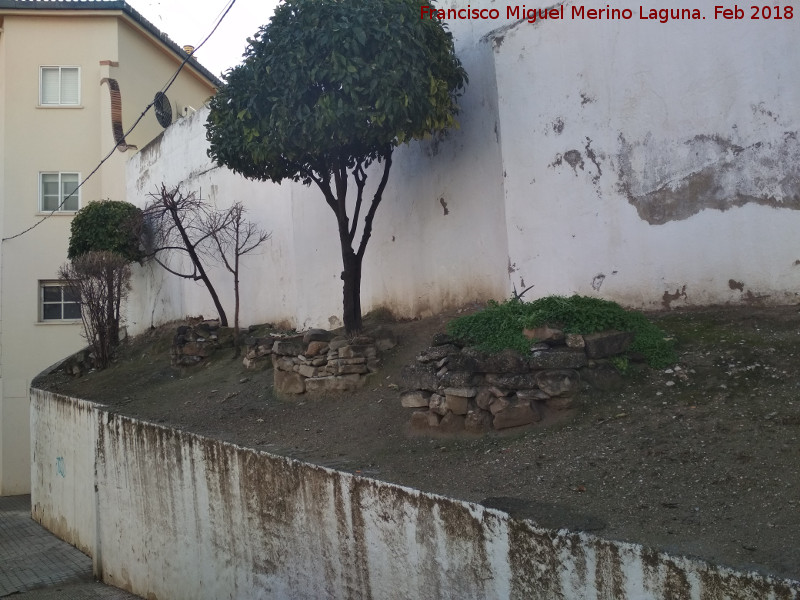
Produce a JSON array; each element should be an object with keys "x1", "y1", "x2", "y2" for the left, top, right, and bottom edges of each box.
[
  {"x1": 0, "y1": 9, "x2": 216, "y2": 495},
  {"x1": 116, "y1": 18, "x2": 216, "y2": 151},
  {"x1": 0, "y1": 16, "x2": 7, "y2": 490},
  {"x1": 0, "y1": 13, "x2": 111, "y2": 495}
]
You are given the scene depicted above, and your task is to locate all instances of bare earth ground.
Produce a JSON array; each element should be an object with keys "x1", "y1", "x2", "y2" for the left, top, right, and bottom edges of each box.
[{"x1": 34, "y1": 305, "x2": 800, "y2": 582}]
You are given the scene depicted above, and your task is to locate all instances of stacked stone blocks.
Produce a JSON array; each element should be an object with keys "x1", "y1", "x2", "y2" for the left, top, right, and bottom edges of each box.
[
  {"x1": 401, "y1": 328, "x2": 634, "y2": 434},
  {"x1": 171, "y1": 321, "x2": 226, "y2": 367},
  {"x1": 271, "y1": 326, "x2": 396, "y2": 394}
]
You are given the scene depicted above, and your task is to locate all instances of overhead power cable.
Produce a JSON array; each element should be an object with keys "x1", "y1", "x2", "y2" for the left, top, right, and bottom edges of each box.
[{"x1": 2, "y1": 0, "x2": 237, "y2": 243}]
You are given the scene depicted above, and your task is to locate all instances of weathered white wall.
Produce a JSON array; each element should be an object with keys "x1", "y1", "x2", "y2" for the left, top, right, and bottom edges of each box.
[
  {"x1": 126, "y1": 1, "x2": 800, "y2": 332},
  {"x1": 127, "y1": 115, "x2": 301, "y2": 332},
  {"x1": 29, "y1": 390, "x2": 97, "y2": 556},
  {"x1": 125, "y1": 28, "x2": 509, "y2": 333},
  {"x1": 31, "y1": 389, "x2": 800, "y2": 599},
  {"x1": 490, "y1": 0, "x2": 800, "y2": 308}
]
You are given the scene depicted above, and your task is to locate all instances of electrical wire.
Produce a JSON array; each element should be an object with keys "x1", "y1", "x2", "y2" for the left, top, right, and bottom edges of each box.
[{"x1": 2, "y1": 0, "x2": 237, "y2": 243}]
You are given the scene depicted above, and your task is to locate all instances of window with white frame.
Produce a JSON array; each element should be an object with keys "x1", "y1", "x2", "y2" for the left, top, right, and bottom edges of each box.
[
  {"x1": 40, "y1": 172, "x2": 80, "y2": 212},
  {"x1": 40, "y1": 282, "x2": 81, "y2": 321},
  {"x1": 40, "y1": 66, "x2": 80, "y2": 106}
]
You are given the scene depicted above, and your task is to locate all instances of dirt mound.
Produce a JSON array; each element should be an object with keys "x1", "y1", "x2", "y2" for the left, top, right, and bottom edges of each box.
[{"x1": 33, "y1": 305, "x2": 800, "y2": 581}]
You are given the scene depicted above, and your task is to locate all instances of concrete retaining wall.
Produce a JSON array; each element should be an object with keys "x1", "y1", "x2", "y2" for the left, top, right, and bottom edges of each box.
[{"x1": 30, "y1": 388, "x2": 800, "y2": 599}]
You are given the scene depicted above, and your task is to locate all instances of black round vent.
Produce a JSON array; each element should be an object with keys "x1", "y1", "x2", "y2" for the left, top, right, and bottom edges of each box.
[{"x1": 154, "y1": 92, "x2": 172, "y2": 128}]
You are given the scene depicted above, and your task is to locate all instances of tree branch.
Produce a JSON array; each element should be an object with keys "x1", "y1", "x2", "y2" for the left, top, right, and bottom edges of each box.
[
  {"x1": 357, "y1": 152, "x2": 393, "y2": 260},
  {"x1": 306, "y1": 167, "x2": 339, "y2": 215},
  {"x1": 350, "y1": 161, "x2": 367, "y2": 243},
  {"x1": 152, "y1": 255, "x2": 202, "y2": 281}
]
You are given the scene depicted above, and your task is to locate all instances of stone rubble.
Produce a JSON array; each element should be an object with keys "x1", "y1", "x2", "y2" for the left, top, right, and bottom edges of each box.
[
  {"x1": 170, "y1": 320, "x2": 225, "y2": 367},
  {"x1": 266, "y1": 325, "x2": 397, "y2": 394},
  {"x1": 401, "y1": 328, "x2": 635, "y2": 434},
  {"x1": 170, "y1": 321, "x2": 397, "y2": 395}
]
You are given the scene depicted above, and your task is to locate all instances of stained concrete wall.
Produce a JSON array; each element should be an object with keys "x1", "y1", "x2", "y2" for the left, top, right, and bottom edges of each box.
[
  {"x1": 124, "y1": 0, "x2": 800, "y2": 333},
  {"x1": 29, "y1": 390, "x2": 97, "y2": 556},
  {"x1": 30, "y1": 388, "x2": 800, "y2": 599}
]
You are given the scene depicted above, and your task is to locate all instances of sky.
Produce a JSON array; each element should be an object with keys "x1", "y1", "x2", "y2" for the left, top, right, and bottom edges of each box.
[{"x1": 126, "y1": 0, "x2": 281, "y2": 77}]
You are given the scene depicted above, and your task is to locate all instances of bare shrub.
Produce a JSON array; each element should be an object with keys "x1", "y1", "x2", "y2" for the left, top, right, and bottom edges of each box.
[
  {"x1": 142, "y1": 184, "x2": 228, "y2": 325},
  {"x1": 60, "y1": 251, "x2": 131, "y2": 369},
  {"x1": 204, "y1": 202, "x2": 271, "y2": 338}
]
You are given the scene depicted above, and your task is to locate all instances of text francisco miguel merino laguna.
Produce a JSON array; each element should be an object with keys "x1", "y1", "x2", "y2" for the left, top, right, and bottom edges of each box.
[{"x1": 420, "y1": 5, "x2": 794, "y2": 23}]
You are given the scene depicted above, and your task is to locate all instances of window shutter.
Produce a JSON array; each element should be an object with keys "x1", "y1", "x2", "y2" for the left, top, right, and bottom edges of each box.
[
  {"x1": 61, "y1": 68, "x2": 80, "y2": 104},
  {"x1": 41, "y1": 67, "x2": 60, "y2": 104}
]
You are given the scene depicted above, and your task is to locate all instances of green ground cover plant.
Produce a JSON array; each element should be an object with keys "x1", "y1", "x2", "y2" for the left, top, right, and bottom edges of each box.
[{"x1": 447, "y1": 295, "x2": 676, "y2": 368}]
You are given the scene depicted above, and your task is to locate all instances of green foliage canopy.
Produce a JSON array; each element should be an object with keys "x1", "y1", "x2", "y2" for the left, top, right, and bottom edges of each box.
[
  {"x1": 205, "y1": 0, "x2": 468, "y2": 183},
  {"x1": 447, "y1": 295, "x2": 677, "y2": 368},
  {"x1": 67, "y1": 200, "x2": 143, "y2": 263}
]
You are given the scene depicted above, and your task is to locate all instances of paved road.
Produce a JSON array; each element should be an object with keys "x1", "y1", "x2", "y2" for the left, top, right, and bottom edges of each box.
[{"x1": 0, "y1": 495, "x2": 139, "y2": 599}]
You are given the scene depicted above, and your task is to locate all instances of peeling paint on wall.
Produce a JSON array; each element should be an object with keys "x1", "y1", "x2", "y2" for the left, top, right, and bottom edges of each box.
[
  {"x1": 662, "y1": 286, "x2": 688, "y2": 310},
  {"x1": 617, "y1": 129, "x2": 800, "y2": 225},
  {"x1": 563, "y1": 150, "x2": 585, "y2": 174},
  {"x1": 508, "y1": 258, "x2": 517, "y2": 274},
  {"x1": 728, "y1": 279, "x2": 745, "y2": 292},
  {"x1": 550, "y1": 141, "x2": 605, "y2": 189},
  {"x1": 584, "y1": 138, "x2": 602, "y2": 184}
]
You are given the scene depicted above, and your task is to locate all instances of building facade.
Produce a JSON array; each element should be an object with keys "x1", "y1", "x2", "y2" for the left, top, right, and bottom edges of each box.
[{"x1": 0, "y1": 0, "x2": 219, "y2": 494}]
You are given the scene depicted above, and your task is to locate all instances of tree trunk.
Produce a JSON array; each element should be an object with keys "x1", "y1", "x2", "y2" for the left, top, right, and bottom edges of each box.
[
  {"x1": 200, "y1": 271, "x2": 229, "y2": 327},
  {"x1": 341, "y1": 250, "x2": 362, "y2": 334},
  {"x1": 168, "y1": 205, "x2": 229, "y2": 327},
  {"x1": 233, "y1": 253, "x2": 240, "y2": 337},
  {"x1": 105, "y1": 265, "x2": 119, "y2": 347}
]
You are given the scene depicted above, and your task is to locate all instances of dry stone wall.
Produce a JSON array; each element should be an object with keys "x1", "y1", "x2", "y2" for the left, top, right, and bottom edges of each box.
[
  {"x1": 171, "y1": 321, "x2": 229, "y2": 367},
  {"x1": 401, "y1": 329, "x2": 634, "y2": 434},
  {"x1": 171, "y1": 321, "x2": 397, "y2": 395},
  {"x1": 269, "y1": 326, "x2": 397, "y2": 395}
]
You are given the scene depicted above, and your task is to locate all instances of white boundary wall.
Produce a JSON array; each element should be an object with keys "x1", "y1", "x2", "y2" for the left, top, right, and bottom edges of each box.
[
  {"x1": 31, "y1": 388, "x2": 800, "y2": 599},
  {"x1": 490, "y1": 0, "x2": 800, "y2": 309},
  {"x1": 124, "y1": 0, "x2": 800, "y2": 334},
  {"x1": 124, "y1": 27, "x2": 509, "y2": 333}
]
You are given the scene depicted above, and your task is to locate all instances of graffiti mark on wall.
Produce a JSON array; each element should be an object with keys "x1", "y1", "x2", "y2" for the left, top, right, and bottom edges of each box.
[{"x1": 56, "y1": 456, "x2": 66, "y2": 478}]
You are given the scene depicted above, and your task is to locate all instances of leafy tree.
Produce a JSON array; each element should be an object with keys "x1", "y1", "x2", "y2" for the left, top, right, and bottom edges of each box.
[{"x1": 206, "y1": 0, "x2": 467, "y2": 333}]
